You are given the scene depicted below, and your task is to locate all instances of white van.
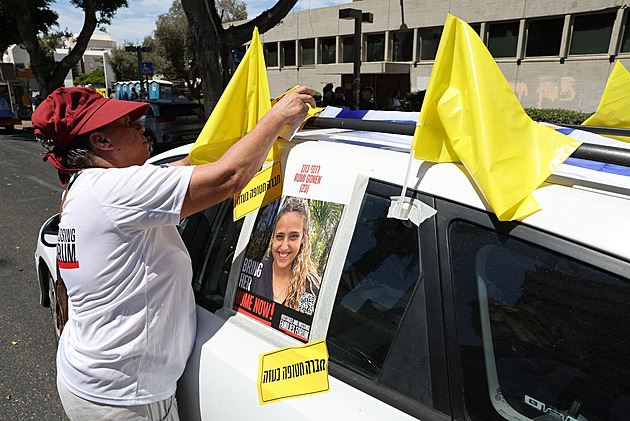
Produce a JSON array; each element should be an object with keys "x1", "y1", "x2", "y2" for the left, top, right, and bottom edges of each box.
[{"x1": 36, "y1": 110, "x2": 630, "y2": 421}]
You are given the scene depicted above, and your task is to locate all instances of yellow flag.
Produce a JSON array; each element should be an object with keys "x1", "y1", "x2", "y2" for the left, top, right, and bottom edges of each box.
[
  {"x1": 189, "y1": 27, "x2": 276, "y2": 164},
  {"x1": 582, "y1": 61, "x2": 630, "y2": 142},
  {"x1": 413, "y1": 14, "x2": 581, "y2": 221}
]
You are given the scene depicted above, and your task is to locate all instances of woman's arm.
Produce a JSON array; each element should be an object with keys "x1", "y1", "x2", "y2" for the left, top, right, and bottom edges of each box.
[{"x1": 179, "y1": 86, "x2": 316, "y2": 219}]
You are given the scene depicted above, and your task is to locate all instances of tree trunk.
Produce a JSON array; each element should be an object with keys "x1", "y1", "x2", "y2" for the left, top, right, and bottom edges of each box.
[
  {"x1": 16, "y1": 0, "x2": 98, "y2": 98},
  {"x1": 181, "y1": 0, "x2": 298, "y2": 117}
]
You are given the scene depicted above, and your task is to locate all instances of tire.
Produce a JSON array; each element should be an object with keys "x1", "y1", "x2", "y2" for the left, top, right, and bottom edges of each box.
[
  {"x1": 145, "y1": 132, "x2": 158, "y2": 155},
  {"x1": 47, "y1": 269, "x2": 61, "y2": 342}
]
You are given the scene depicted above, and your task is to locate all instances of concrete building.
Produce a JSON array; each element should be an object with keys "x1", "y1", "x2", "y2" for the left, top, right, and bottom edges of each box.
[
  {"x1": 253, "y1": 0, "x2": 630, "y2": 112},
  {"x1": 1, "y1": 33, "x2": 116, "y2": 118}
]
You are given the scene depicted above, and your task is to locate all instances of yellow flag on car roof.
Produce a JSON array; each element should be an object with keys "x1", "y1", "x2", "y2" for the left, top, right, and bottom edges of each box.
[
  {"x1": 189, "y1": 27, "x2": 277, "y2": 164},
  {"x1": 582, "y1": 61, "x2": 630, "y2": 142},
  {"x1": 412, "y1": 14, "x2": 581, "y2": 221}
]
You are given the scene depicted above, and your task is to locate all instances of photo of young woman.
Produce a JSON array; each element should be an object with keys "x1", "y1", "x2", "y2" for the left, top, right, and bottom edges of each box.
[{"x1": 251, "y1": 197, "x2": 320, "y2": 313}]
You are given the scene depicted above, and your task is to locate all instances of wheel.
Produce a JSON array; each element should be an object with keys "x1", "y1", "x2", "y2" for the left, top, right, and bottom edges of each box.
[
  {"x1": 145, "y1": 132, "x2": 157, "y2": 155},
  {"x1": 47, "y1": 270, "x2": 61, "y2": 342}
]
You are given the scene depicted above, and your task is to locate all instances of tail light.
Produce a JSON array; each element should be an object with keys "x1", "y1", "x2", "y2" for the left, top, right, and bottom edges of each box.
[
  {"x1": 198, "y1": 113, "x2": 205, "y2": 119},
  {"x1": 157, "y1": 116, "x2": 175, "y2": 122}
]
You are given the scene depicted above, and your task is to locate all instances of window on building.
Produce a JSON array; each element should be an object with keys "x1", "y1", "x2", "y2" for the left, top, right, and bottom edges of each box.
[
  {"x1": 419, "y1": 27, "x2": 442, "y2": 60},
  {"x1": 526, "y1": 17, "x2": 564, "y2": 57},
  {"x1": 300, "y1": 39, "x2": 315, "y2": 66},
  {"x1": 282, "y1": 40, "x2": 296, "y2": 66},
  {"x1": 488, "y1": 21, "x2": 519, "y2": 58},
  {"x1": 469, "y1": 23, "x2": 481, "y2": 35},
  {"x1": 366, "y1": 33, "x2": 385, "y2": 62},
  {"x1": 321, "y1": 37, "x2": 336, "y2": 64},
  {"x1": 342, "y1": 36, "x2": 355, "y2": 63},
  {"x1": 391, "y1": 31, "x2": 413, "y2": 61},
  {"x1": 265, "y1": 43, "x2": 278, "y2": 67},
  {"x1": 621, "y1": 21, "x2": 630, "y2": 53},
  {"x1": 569, "y1": 12, "x2": 616, "y2": 55}
]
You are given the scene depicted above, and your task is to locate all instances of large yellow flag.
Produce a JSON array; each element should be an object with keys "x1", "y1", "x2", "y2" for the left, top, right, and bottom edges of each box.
[
  {"x1": 582, "y1": 61, "x2": 630, "y2": 142},
  {"x1": 413, "y1": 14, "x2": 581, "y2": 221},
  {"x1": 189, "y1": 27, "x2": 276, "y2": 164}
]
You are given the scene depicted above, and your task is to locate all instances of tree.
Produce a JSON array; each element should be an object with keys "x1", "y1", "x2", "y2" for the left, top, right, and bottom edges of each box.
[
  {"x1": 74, "y1": 68, "x2": 105, "y2": 87},
  {"x1": 13, "y1": 0, "x2": 129, "y2": 98},
  {"x1": 107, "y1": 36, "x2": 168, "y2": 83},
  {"x1": 153, "y1": 1, "x2": 202, "y2": 100},
  {"x1": 181, "y1": 0, "x2": 298, "y2": 115},
  {"x1": 0, "y1": 0, "x2": 58, "y2": 55},
  {"x1": 217, "y1": 0, "x2": 247, "y2": 23}
]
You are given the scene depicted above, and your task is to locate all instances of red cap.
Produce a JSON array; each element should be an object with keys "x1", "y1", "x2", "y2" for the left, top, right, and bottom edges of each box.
[{"x1": 32, "y1": 87, "x2": 150, "y2": 185}]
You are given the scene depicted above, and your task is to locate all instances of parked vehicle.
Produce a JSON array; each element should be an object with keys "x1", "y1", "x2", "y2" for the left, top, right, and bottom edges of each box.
[
  {"x1": 35, "y1": 111, "x2": 630, "y2": 420},
  {"x1": 135, "y1": 99, "x2": 205, "y2": 153},
  {"x1": 0, "y1": 97, "x2": 20, "y2": 133}
]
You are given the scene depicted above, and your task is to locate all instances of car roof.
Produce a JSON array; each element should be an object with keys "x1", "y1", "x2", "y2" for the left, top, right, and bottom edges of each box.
[{"x1": 148, "y1": 110, "x2": 630, "y2": 260}]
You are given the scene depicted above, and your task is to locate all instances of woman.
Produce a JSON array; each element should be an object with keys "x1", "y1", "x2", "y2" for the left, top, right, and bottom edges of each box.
[
  {"x1": 252, "y1": 197, "x2": 320, "y2": 313},
  {"x1": 384, "y1": 89, "x2": 403, "y2": 110}
]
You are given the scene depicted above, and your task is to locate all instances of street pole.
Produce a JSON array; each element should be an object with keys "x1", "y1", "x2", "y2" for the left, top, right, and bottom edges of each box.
[
  {"x1": 125, "y1": 45, "x2": 153, "y2": 99},
  {"x1": 339, "y1": 9, "x2": 373, "y2": 110},
  {"x1": 353, "y1": 17, "x2": 361, "y2": 110}
]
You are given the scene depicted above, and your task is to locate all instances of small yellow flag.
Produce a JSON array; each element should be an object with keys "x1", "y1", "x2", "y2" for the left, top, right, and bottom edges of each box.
[
  {"x1": 189, "y1": 27, "x2": 276, "y2": 164},
  {"x1": 413, "y1": 14, "x2": 581, "y2": 221},
  {"x1": 258, "y1": 339, "x2": 329, "y2": 405},
  {"x1": 582, "y1": 61, "x2": 630, "y2": 142}
]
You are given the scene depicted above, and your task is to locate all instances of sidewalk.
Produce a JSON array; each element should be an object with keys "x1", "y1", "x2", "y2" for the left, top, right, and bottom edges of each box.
[{"x1": 16, "y1": 120, "x2": 33, "y2": 130}]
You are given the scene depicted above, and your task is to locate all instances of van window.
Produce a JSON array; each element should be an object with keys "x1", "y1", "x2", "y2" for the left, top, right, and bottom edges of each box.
[
  {"x1": 327, "y1": 184, "x2": 434, "y2": 407},
  {"x1": 449, "y1": 220, "x2": 630, "y2": 421},
  {"x1": 192, "y1": 198, "x2": 244, "y2": 312}
]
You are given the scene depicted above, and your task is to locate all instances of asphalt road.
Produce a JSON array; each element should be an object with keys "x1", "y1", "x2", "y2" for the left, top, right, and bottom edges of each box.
[{"x1": 0, "y1": 128, "x2": 68, "y2": 420}]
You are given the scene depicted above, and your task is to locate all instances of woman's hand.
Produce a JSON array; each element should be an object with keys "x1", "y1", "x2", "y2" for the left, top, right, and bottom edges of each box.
[{"x1": 269, "y1": 86, "x2": 317, "y2": 125}]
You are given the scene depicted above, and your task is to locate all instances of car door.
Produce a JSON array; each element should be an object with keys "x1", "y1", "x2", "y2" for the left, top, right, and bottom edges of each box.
[
  {"x1": 435, "y1": 198, "x2": 630, "y2": 421},
  {"x1": 177, "y1": 179, "x2": 452, "y2": 420}
]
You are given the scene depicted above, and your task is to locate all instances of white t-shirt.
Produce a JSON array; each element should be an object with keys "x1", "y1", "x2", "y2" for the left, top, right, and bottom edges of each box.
[{"x1": 56, "y1": 164, "x2": 196, "y2": 406}]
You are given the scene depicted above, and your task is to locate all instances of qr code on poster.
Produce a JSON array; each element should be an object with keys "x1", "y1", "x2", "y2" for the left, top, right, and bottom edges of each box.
[{"x1": 298, "y1": 292, "x2": 316, "y2": 315}]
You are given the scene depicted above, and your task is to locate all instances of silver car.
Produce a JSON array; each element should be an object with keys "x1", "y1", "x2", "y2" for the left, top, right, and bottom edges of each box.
[{"x1": 135, "y1": 99, "x2": 206, "y2": 153}]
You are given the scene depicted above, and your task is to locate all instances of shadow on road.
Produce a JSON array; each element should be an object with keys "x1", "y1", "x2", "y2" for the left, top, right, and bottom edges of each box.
[{"x1": 1, "y1": 129, "x2": 36, "y2": 142}]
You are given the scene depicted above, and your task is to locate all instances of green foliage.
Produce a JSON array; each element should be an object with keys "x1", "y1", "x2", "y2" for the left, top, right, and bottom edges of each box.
[
  {"x1": 524, "y1": 108, "x2": 594, "y2": 125},
  {"x1": 154, "y1": 1, "x2": 191, "y2": 78},
  {"x1": 400, "y1": 90, "x2": 426, "y2": 112},
  {"x1": 217, "y1": 0, "x2": 247, "y2": 23},
  {"x1": 0, "y1": 0, "x2": 58, "y2": 53},
  {"x1": 108, "y1": 47, "x2": 138, "y2": 81},
  {"x1": 74, "y1": 68, "x2": 105, "y2": 87}
]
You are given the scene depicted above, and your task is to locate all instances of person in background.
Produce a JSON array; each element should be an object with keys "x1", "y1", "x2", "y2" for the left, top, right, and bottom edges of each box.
[
  {"x1": 322, "y1": 83, "x2": 334, "y2": 106},
  {"x1": 130, "y1": 87, "x2": 139, "y2": 100},
  {"x1": 384, "y1": 89, "x2": 403, "y2": 111},
  {"x1": 328, "y1": 86, "x2": 350, "y2": 109},
  {"x1": 32, "y1": 86, "x2": 315, "y2": 421},
  {"x1": 361, "y1": 87, "x2": 378, "y2": 110}
]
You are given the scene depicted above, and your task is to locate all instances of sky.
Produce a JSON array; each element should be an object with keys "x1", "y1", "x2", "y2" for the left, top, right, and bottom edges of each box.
[{"x1": 52, "y1": 0, "x2": 352, "y2": 46}]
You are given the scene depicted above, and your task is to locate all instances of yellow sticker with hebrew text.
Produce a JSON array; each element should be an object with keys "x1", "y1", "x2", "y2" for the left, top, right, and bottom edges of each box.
[{"x1": 257, "y1": 339, "x2": 329, "y2": 405}]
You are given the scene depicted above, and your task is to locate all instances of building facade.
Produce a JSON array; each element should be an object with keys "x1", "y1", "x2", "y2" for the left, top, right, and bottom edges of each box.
[{"x1": 255, "y1": 0, "x2": 630, "y2": 112}]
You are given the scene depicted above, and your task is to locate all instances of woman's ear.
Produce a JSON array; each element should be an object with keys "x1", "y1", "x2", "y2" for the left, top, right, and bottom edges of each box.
[{"x1": 88, "y1": 131, "x2": 112, "y2": 152}]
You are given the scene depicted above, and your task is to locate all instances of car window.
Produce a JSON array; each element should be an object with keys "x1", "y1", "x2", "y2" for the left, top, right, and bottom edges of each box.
[
  {"x1": 192, "y1": 198, "x2": 244, "y2": 312},
  {"x1": 327, "y1": 181, "x2": 435, "y2": 408},
  {"x1": 449, "y1": 220, "x2": 630, "y2": 421},
  {"x1": 158, "y1": 103, "x2": 200, "y2": 117}
]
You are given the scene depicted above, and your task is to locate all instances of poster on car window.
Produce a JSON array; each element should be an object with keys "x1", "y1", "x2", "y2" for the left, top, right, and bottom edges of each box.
[{"x1": 234, "y1": 195, "x2": 344, "y2": 342}]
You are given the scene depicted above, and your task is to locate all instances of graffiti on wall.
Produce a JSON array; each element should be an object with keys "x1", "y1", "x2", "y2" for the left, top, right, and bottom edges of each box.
[{"x1": 510, "y1": 77, "x2": 576, "y2": 109}]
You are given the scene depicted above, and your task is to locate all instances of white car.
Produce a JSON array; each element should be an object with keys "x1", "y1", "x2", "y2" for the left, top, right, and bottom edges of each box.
[{"x1": 35, "y1": 111, "x2": 630, "y2": 421}]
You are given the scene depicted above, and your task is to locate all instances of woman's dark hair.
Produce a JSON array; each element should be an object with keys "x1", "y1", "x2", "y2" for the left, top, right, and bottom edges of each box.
[{"x1": 40, "y1": 132, "x2": 96, "y2": 169}]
